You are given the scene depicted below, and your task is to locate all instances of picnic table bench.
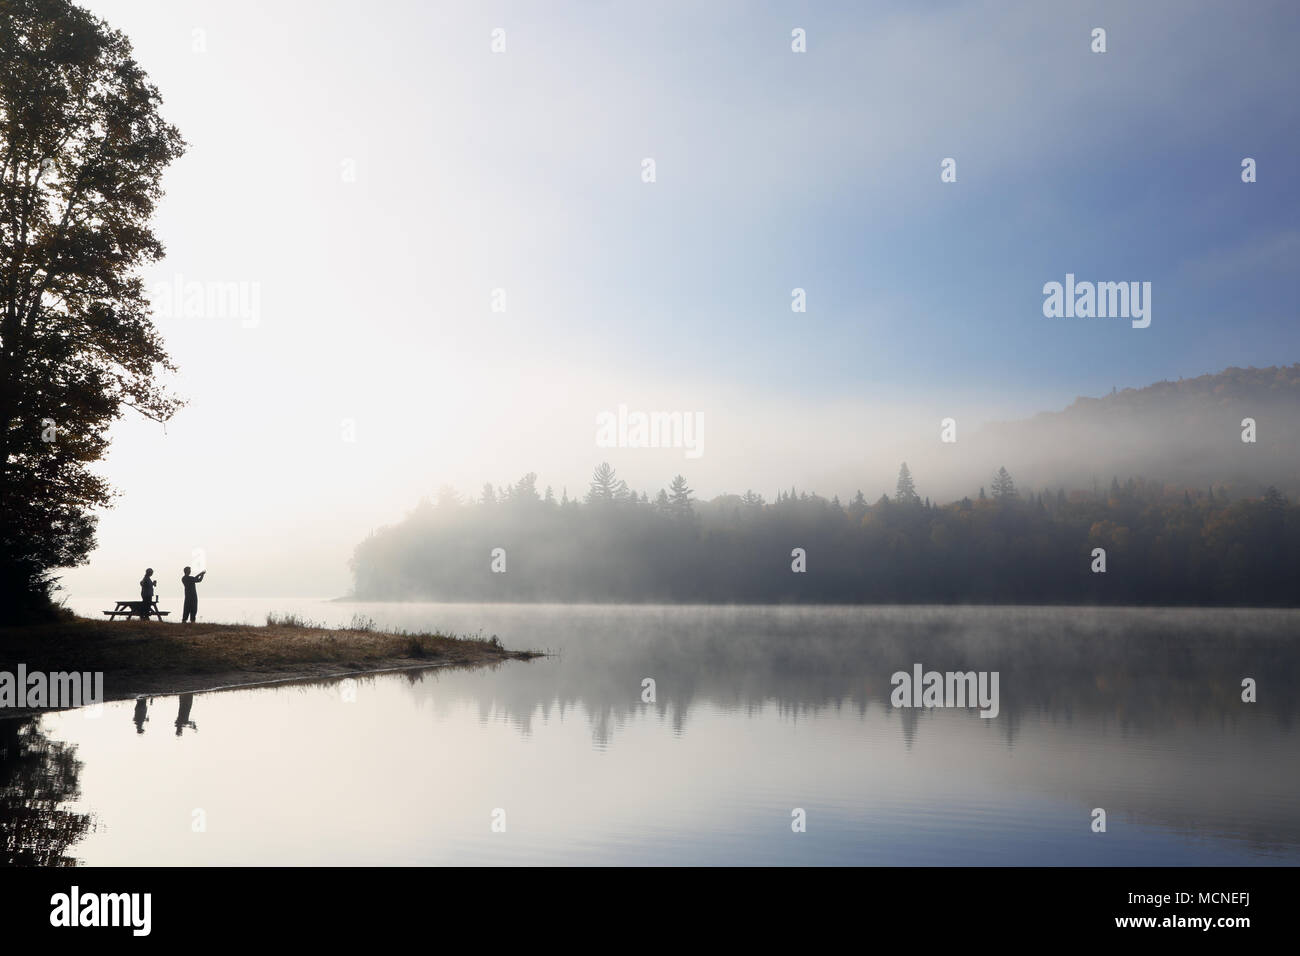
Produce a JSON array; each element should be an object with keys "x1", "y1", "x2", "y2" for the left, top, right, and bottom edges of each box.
[{"x1": 103, "y1": 599, "x2": 170, "y2": 621}]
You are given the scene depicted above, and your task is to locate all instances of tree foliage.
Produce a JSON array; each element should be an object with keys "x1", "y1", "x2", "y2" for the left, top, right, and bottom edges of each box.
[
  {"x1": 350, "y1": 466, "x2": 1300, "y2": 606},
  {"x1": 0, "y1": 0, "x2": 185, "y2": 616},
  {"x1": 895, "y1": 462, "x2": 919, "y2": 504}
]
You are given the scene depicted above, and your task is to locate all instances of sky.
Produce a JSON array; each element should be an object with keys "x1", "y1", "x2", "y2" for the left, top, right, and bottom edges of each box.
[{"x1": 58, "y1": 0, "x2": 1300, "y2": 598}]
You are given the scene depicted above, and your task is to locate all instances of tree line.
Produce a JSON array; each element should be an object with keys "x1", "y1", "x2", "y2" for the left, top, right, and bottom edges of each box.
[{"x1": 349, "y1": 462, "x2": 1300, "y2": 606}]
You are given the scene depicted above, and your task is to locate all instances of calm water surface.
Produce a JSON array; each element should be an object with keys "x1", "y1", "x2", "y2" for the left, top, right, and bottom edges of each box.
[{"x1": 4, "y1": 600, "x2": 1298, "y2": 865}]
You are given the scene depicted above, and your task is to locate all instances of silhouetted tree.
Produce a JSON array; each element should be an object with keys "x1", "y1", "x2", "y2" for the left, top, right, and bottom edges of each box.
[
  {"x1": 895, "y1": 462, "x2": 920, "y2": 504},
  {"x1": 0, "y1": 0, "x2": 186, "y2": 618}
]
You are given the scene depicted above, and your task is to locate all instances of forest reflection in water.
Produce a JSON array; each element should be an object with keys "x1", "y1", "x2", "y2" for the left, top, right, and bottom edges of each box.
[{"x1": 6, "y1": 603, "x2": 1298, "y2": 865}]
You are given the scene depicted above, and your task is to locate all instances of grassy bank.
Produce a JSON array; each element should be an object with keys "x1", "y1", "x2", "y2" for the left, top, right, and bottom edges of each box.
[{"x1": 0, "y1": 613, "x2": 539, "y2": 717}]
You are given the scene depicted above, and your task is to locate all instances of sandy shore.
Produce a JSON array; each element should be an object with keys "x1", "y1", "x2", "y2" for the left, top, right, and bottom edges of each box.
[{"x1": 0, "y1": 615, "x2": 539, "y2": 718}]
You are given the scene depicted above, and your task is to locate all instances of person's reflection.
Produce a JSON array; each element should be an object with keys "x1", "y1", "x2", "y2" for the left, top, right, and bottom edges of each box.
[
  {"x1": 174, "y1": 694, "x2": 197, "y2": 736},
  {"x1": 132, "y1": 697, "x2": 150, "y2": 734}
]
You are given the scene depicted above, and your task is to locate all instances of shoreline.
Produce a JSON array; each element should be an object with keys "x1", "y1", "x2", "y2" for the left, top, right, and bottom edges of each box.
[{"x1": 0, "y1": 615, "x2": 540, "y2": 721}]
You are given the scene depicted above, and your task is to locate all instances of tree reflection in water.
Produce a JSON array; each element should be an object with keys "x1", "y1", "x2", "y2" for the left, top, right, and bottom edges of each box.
[{"x1": 1, "y1": 717, "x2": 94, "y2": 866}]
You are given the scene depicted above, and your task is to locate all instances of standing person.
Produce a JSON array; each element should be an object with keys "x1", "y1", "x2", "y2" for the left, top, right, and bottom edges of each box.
[
  {"x1": 139, "y1": 568, "x2": 157, "y2": 619},
  {"x1": 180, "y1": 566, "x2": 206, "y2": 623}
]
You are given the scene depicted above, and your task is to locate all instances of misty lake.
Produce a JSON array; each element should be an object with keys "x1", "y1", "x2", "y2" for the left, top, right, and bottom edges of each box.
[{"x1": 7, "y1": 601, "x2": 1299, "y2": 865}]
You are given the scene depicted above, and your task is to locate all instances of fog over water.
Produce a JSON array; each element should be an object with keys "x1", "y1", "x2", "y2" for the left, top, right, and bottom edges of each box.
[{"x1": 5, "y1": 600, "x2": 1295, "y2": 865}]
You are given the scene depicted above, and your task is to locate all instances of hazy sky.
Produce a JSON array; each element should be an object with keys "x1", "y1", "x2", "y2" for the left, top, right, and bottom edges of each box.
[{"x1": 60, "y1": 0, "x2": 1299, "y2": 598}]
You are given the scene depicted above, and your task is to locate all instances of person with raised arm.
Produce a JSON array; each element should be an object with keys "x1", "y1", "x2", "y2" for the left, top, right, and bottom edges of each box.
[{"x1": 180, "y1": 566, "x2": 206, "y2": 623}]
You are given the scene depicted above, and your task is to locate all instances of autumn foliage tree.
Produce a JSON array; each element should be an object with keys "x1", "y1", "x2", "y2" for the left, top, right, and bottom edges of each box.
[{"x1": 1, "y1": 0, "x2": 184, "y2": 618}]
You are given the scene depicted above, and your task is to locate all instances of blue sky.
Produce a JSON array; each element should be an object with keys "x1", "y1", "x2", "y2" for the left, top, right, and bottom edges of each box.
[{"x1": 538, "y1": 0, "x2": 1300, "y2": 404}]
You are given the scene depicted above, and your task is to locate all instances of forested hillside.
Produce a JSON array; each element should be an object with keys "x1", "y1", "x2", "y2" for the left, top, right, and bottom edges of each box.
[{"x1": 351, "y1": 462, "x2": 1298, "y2": 606}]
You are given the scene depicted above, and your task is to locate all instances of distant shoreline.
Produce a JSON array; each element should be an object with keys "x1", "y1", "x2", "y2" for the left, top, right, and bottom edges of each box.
[{"x1": 0, "y1": 615, "x2": 538, "y2": 720}]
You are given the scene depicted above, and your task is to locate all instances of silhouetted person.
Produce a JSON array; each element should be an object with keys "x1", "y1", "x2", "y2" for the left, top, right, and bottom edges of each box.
[
  {"x1": 139, "y1": 568, "x2": 157, "y2": 619},
  {"x1": 132, "y1": 697, "x2": 149, "y2": 734},
  {"x1": 174, "y1": 694, "x2": 196, "y2": 736},
  {"x1": 181, "y1": 566, "x2": 206, "y2": 623}
]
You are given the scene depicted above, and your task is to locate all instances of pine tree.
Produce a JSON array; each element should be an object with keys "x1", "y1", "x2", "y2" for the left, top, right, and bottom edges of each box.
[
  {"x1": 668, "y1": 475, "x2": 694, "y2": 518},
  {"x1": 585, "y1": 462, "x2": 629, "y2": 504},
  {"x1": 991, "y1": 467, "x2": 1017, "y2": 499},
  {"x1": 511, "y1": 472, "x2": 540, "y2": 503},
  {"x1": 895, "y1": 462, "x2": 920, "y2": 504}
]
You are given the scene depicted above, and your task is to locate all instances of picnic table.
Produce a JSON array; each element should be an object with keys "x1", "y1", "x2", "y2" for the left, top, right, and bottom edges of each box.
[{"x1": 103, "y1": 599, "x2": 170, "y2": 621}]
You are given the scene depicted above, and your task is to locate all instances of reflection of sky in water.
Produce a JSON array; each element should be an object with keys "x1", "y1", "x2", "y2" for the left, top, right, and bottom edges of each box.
[{"x1": 10, "y1": 601, "x2": 1300, "y2": 865}]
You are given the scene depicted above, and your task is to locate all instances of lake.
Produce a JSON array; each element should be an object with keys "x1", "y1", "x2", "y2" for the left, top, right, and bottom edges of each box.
[{"x1": 5, "y1": 600, "x2": 1298, "y2": 865}]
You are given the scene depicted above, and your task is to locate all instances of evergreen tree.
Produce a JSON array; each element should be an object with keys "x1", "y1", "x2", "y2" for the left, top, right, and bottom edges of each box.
[
  {"x1": 511, "y1": 472, "x2": 540, "y2": 503},
  {"x1": 992, "y1": 467, "x2": 1017, "y2": 499},
  {"x1": 585, "y1": 462, "x2": 629, "y2": 504},
  {"x1": 668, "y1": 474, "x2": 694, "y2": 518},
  {"x1": 895, "y1": 462, "x2": 920, "y2": 504}
]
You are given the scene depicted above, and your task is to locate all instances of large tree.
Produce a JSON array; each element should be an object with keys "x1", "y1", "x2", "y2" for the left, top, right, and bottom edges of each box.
[{"x1": 1, "y1": 0, "x2": 184, "y2": 618}]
